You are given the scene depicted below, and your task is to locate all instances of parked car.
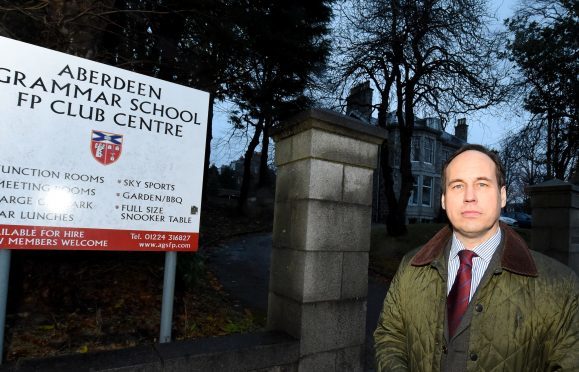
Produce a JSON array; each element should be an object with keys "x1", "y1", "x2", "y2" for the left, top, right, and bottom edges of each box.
[
  {"x1": 503, "y1": 211, "x2": 532, "y2": 228},
  {"x1": 499, "y1": 214, "x2": 518, "y2": 227}
]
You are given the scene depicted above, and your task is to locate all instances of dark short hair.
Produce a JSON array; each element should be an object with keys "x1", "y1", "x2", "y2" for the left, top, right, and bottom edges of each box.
[{"x1": 441, "y1": 144, "x2": 506, "y2": 194}]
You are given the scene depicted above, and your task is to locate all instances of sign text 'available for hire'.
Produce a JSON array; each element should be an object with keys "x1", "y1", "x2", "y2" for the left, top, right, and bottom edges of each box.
[{"x1": 0, "y1": 36, "x2": 209, "y2": 252}]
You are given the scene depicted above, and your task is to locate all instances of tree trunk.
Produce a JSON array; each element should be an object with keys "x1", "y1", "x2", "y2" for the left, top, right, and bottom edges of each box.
[
  {"x1": 380, "y1": 141, "x2": 406, "y2": 236},
  {"x1": 399, "y1": 90, "x2": 415, "y2": 210},
  {"x1": 257, "y1": 120, "x2": 271, "y2": 188},
  {"x1": 384, "y1": 68, "x2": 409, "y2": 236},
  {"x1": 376, "y1": 76, "x2": 395, "y2": 226},
  {"x1": 201, "y1": 96, "x2": 214, "y2": 202},
  {"x1": 382, "y1": 77, "x2": 406, "y2": 236},
  {"x1": 546, "y1": 110, "x2": 553, "y2": 180},
  {"x1": 238, "y1": 120, "x2": 264, "y2": 214}
]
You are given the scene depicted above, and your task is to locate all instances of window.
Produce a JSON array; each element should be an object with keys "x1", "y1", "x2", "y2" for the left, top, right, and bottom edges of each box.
[
  {"x1": 422, "y1": 176, "x2": 433, "y2": 207},
  {"x1": 424, "y1": 138, "x2": 434, "y2": 164},
  {"x1": 410, "y1": 176, "x2": 419, "y2": 205},
  {"x1": 412, "y1": 137, "x2": 421, "y2": 162}
]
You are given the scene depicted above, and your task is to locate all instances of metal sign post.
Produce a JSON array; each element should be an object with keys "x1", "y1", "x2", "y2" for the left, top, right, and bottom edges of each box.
[
  {"x1": 0, "y1": 249, "x2": 11, "y2": 364},
  {"x1": 159, "y1": 251, "x2": 177, "y2": 343}
]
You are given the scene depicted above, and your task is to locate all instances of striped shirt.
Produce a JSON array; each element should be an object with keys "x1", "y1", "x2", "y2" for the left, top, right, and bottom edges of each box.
[{"x1": 447, "y1": 228, "x2": 502, "y2": 301}]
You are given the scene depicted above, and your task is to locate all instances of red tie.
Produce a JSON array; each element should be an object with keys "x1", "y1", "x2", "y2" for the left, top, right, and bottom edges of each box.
[{"x1": 447, "y1": 250, "x2": 478, "y2": 338}]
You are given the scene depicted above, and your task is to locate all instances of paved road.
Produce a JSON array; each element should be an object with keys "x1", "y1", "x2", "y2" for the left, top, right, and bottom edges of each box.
[{"x1": 206, "y1": 232, "x2": 389, "y2": 371}]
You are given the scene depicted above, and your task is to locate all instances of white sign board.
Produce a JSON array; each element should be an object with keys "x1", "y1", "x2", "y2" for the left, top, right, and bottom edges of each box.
[{"x1": 0, "y1": 36, "x2": 209, "y2": 252}]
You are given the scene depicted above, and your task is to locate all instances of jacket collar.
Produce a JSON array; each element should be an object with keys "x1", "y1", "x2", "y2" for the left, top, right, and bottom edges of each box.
[{"x1": 410, "y1": 222, "x2": 538, "y2": 277}]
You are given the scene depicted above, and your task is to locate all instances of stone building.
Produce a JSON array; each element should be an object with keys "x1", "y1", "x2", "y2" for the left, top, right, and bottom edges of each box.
[
  {"x1": 377, "y1": 115, "x2": 467, "y2": 223},
  {"x1": 346, "y1": 82, "x2": 468, "y2": 223}
]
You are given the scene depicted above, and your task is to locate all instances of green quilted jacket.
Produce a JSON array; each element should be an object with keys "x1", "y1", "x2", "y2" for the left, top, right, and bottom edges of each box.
[{"x1": 374, "y1": 224, "x2": 579, "y2": 371}]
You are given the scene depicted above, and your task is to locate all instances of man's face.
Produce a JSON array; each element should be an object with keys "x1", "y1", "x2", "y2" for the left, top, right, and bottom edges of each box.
[{"x1": 441, "y1": 150, "x2": 506, "y2": 248}]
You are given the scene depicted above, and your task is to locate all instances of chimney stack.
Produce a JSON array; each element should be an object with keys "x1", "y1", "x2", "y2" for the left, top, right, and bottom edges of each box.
[
  {"x1": 455, "y1": 118, "x2": 468, "y2": 142},
  {"x1": 346, "y1": 81, "x2": 373, "y2": 123}
]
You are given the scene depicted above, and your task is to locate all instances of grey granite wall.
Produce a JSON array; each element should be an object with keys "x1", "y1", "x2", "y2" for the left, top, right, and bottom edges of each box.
[{"x1": 528, "y1": 179, "x2": 579, "y2": 274}]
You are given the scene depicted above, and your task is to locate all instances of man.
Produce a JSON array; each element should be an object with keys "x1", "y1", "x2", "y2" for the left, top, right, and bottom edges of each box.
[{"x1": 374, "y1": 144, "x2": 578, "y2": 371}]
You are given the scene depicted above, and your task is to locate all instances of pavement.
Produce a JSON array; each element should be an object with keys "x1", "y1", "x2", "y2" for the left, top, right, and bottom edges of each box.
[{"x1": 206, "y1": 232, "x2": 389, "y2": 371}]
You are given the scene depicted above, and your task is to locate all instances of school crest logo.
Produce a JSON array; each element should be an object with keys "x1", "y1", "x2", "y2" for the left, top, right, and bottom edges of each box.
[{"x1": 91, "y1": 130, "x2": 123, "y2": 165}]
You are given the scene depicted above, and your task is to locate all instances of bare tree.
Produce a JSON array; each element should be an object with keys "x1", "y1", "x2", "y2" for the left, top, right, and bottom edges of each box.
[
  {"x1": 331, "y1": 0, "x2": 509, "y2": 235},
  {"x1": 499, "y1": 121, "x2": 547, "y2": 209}
]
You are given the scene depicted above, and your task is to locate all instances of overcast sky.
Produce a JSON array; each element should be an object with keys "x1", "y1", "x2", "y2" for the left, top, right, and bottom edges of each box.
[{"x1": 467, "y1": 0, "x2": 526, "y2": 150}]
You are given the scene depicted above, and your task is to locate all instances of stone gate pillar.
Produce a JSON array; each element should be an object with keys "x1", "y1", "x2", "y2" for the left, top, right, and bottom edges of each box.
[
  {"x1": 268, "y1": 109, "x2": 386, "y2": 371},
  {"x1": 528, "y1": 179, "x2": 579, "y2": 274}
]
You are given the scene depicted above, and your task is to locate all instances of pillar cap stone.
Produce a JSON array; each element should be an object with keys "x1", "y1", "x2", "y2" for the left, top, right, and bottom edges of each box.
[
  {"x1": 527, "y1": 179, "x2": 579, "y2": 194},
  {"x1": 271, "y1": 108, "x2": 387, "y2": 145}
]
